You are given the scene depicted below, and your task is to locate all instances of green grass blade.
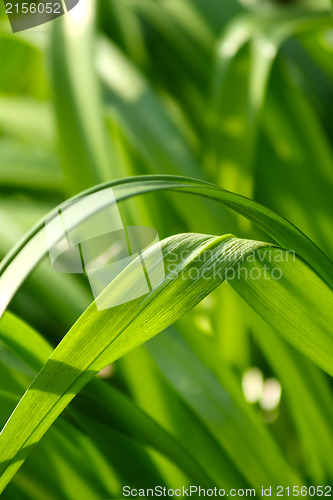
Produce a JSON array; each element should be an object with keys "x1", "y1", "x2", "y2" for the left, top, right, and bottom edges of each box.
[
  {"x1": 1, "y1": 176, "x2": 332, "y2": 319},
  {"x1": 0, "y1": 233, "x2": 271, "y2": 490},
  {"x1": 97, "y1": 39, "x2": 202, "y2": 178},
  {"x1": 251, "y1": 317, "x2": 333, "y2": 481},
  {"x1": 50, "y1": 3, "x2": 114, "y2": 193},
  {"x1": 0, "y1": 312, "x2": 236, "y2": 488},
  {"x1": 0, "y1": 230, "x2": 332, "y2": 489},
  {"x1": 230, "y1": 247, "x2": 333, "y2": 375},
  {"x1": 147, "y1": 332, "x2": 298, "y2": 490}
]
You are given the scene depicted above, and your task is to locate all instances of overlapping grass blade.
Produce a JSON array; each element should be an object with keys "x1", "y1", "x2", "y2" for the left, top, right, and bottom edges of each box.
[
  {"x1": 1, "y1": 176, "x2": 332, "y2": 319},
  {"x1": 0, "y1": 233, "x2": 271, "y2": 490},
  {"x1": 0, "y1": 312, "x2": 235, "y2": 489},
  {"x1": 0, "y1": 227, "x2": 333, "y2": 489}
]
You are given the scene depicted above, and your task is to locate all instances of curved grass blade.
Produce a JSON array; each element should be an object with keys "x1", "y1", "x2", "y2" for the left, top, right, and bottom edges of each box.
[
  {"x1": 0, "y1": 312, "x2": 234, "y2": 489},
  {"x1": 1, "y1": 175, "x2": 332, "y2": 319},
  {"x1": 230, "y1": 247, "x2": 333, "y2": 376},
  {"x1": 0, "y1": 234, "x2": 270, "y2": 491},
  {"x1": 0, "y1": 230, "x2": 332, "y2": 489}
]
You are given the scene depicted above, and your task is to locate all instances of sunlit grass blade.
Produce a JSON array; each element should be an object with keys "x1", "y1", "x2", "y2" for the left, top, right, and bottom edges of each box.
[
  {"x1": 1, "y1": 226, "x2": 333, "y2": 489},
  {"x1": 0, "y1": 312, "x2": 239, "y2": 488},
  {"x1": 1, "y1": 176, "x2": 332, "y2": 320},
  {"x1": 0, "y1": 233, "x2": 272, "y2": 490}
]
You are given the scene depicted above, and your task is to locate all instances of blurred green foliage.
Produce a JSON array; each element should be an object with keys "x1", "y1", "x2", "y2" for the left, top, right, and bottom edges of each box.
[{"x1": 0, "y1": 0, "x2": 332, "y2": 498}]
